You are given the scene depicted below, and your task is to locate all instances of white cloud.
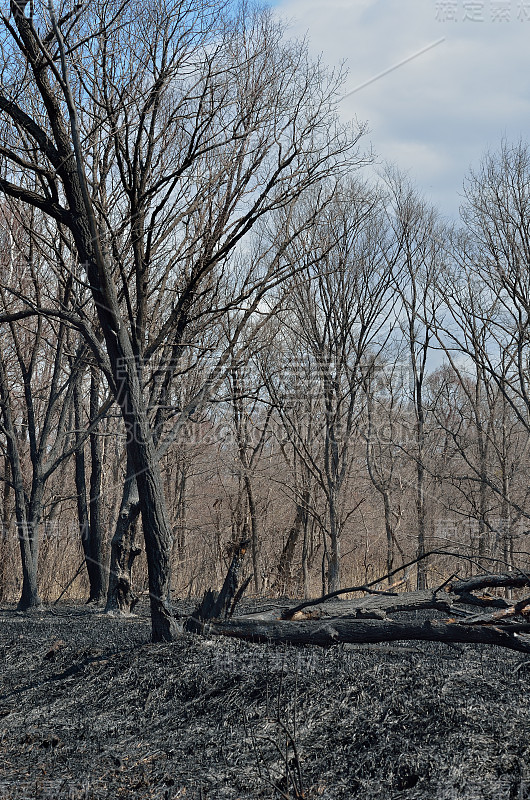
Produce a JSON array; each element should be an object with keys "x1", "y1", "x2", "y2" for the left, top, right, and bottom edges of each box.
[{"x1": 272, "y1": 0, "x2": 530, "y2": 220}]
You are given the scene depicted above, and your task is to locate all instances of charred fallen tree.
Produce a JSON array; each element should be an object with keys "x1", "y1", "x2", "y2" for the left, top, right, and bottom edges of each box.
[
  {"x1": 203, "y1": 616, "x2": 530, "y2": 653},
  {"x1": 185, "y1": 548, "x2": 530, "y2": 654}
]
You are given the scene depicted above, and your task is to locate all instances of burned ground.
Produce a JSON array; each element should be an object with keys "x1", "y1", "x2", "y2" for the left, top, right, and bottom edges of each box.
[{"x1": 0, "y1": 601, "x2": 529, "y2": 800}]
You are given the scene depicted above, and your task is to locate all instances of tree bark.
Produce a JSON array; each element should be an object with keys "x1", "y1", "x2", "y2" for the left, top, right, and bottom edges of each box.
[
  {"x1": 383, "y1": 493, "x2": 394, "y2": 580},
  {"x1": 105, "y1": 452, "x2": 141, "y2": 614},
  {"x1": 73, "y1": 368, "x2": 107, "y2": 603},
  {"x1": 170, "y1": 466, "x2": 187, "y2": 594},
  {"x1": 0, "y1": 456, "x2": 12, "y2": 601},
  {"x1": 277, "y1": 585, "x2": 527, "y2": 622},
  {"x1": 416, "y1": 456, "x2": 427, "y2": 590},
  {"x1": 275, "y1": 522, "x2": 301, "y2": 592},
  {"x1": 449, "y1": 573, "x2": 530, "y2": 593}
]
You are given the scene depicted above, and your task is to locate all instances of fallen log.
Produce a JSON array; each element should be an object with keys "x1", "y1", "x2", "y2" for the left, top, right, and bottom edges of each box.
[
  {"x1": 236, "y1": 590, "x2": 459, "y2": 623},
  {"x1": 280, "y1": 568, "x2": 528, "y2": 620},
  {"x1": 279, "y1": 590, "x2": 458, "y2": 621},
  {"x1": 238, "y1": 588, "x2": 527, "y2": 625},
  {"x1": 278, "y1": 585, "x2": 529, "y2": 622},
  {"x1": 204, "y1": 617, "x2": 530, "y2": 654}
]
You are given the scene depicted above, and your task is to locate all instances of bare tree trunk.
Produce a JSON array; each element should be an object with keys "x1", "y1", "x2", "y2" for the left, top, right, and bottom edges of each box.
[
  {"x1": 416, "y1": 481, "x2": 427, "y2": 588},
  {"x1": 301, "y1": 507, "x2": 313, "y2": 599},
  {"x1": 477, "y1": 427, "x2": 489, "y2": 566},
  {"x1": 105, "y1": 452, "x2": 141, "y2": 614},
  {"x1": 185, "y1": 538, "x2": 251, "y2": 632},
  {"x1": 87, "y1": 366, "x2": 106, "y2": 602},
  {"x1": 244, "y1": 474, "x2": 260, "y2": 594},
  {"x1": 383, "y1": 493, "x2": 395, "y2": 580},
  {"x1": 206, "y1": 616, "x2": 530, "y2": 654},
  {"x1": 327, "y1": 488, "x2": 341, "y2": 593},
  {"x1": 364, "y1": 392, "x2": 398, "y2": 586},
  {"x1": 0, "y1": 457, "x2": 12, "y2": 601},
  {"x1": 0, "y1": 353, "x2": 41, "y2": 610},
  {"x1": 171, "y1": 467, "x2": 187, "y2": 594},
  {"x1": 73, "y1": 376, "x2": 91, "y2": 590},
  {"x1": 501, "y1": 463, "x2": 515, "y2": 600},
  {"x1": 73, "y1": 368, "x2": 107, "y2": 603},
  {"x1": 274, "y1": 499, "x2": 306, "y2": 593},
  {"x1": 15, "y1": 478, "x2": 45, "y2": 610},
  {"x1": 416, "y1": 420, "x2": 428, "y2": 590}
]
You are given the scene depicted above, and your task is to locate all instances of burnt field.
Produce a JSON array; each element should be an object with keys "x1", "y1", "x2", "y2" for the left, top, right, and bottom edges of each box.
[{"x1": 0, "y1": 600, "x2": 529, "y2": 800}]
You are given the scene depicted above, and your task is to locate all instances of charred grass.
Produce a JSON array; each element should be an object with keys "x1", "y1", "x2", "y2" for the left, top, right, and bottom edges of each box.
[{"x1": 0, "y1": 601, "x2": 529, "y2": 800}]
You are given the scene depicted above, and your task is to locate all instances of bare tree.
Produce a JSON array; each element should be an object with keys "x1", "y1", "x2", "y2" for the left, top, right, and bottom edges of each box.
[
  {"x1": 72, "y1": 359, "x2": 108, "y2": 603},
  {"x1": 0, "y1": 0, "x2": 363, "y2": 637},
  {"x1": 361, "y1": 355, "x2": 409, "y2": 580},
  {"x1": 386, "y1": 171, "x2": 446, "y2": 589},
  {"x1": 0, "y1": 210, "x2": 105, "y2": 608},
  {"x1": 256, "y1": 322, "x2": 324, "y2": 596},
  {"x1": 223, "y1": 352, "x2": 272, "y2": 593},
  {"x1": 431, "y1": 143, "x2": 530, "y2": 572},
  {"x1": 261, "y1": 180, "x2": 398, "y2": 592}
]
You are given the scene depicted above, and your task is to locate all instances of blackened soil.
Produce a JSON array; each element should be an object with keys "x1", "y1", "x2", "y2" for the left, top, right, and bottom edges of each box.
[{"x1": 0, "y1": 600, "x2": 529, "y2": 800}]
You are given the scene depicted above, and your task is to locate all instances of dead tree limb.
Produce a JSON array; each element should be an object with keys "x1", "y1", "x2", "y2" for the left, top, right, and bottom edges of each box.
[
  {"x1": 458, "y1": 599, "x2": 530, "y2": 626},
  {"x1": 449, "y1": 573, "x2": 530, "y2": 594},
  {"x1": 279, "y1": 549, "x2": 461, "y2": 619}
]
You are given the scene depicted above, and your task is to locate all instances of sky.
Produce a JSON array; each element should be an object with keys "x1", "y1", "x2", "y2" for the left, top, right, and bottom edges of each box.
[{"x1": 271, "y1": 0, "x2": 530, "y2": 222}]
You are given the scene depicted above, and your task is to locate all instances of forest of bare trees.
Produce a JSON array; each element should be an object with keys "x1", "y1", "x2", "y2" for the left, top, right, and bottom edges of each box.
[{"x1": 0, "y1": 0, "x2": 529, "y2": 645}]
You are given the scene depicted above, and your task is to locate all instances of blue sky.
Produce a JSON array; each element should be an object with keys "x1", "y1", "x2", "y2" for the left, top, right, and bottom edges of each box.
[{"x1": 271, "y1": 0, "x2": 530, "y2": 221}]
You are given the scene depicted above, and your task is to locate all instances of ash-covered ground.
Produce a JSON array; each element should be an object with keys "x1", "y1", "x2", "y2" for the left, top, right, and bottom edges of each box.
[{"x1": 0, "y1": 599, "x2": 529, "y2": 800}]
